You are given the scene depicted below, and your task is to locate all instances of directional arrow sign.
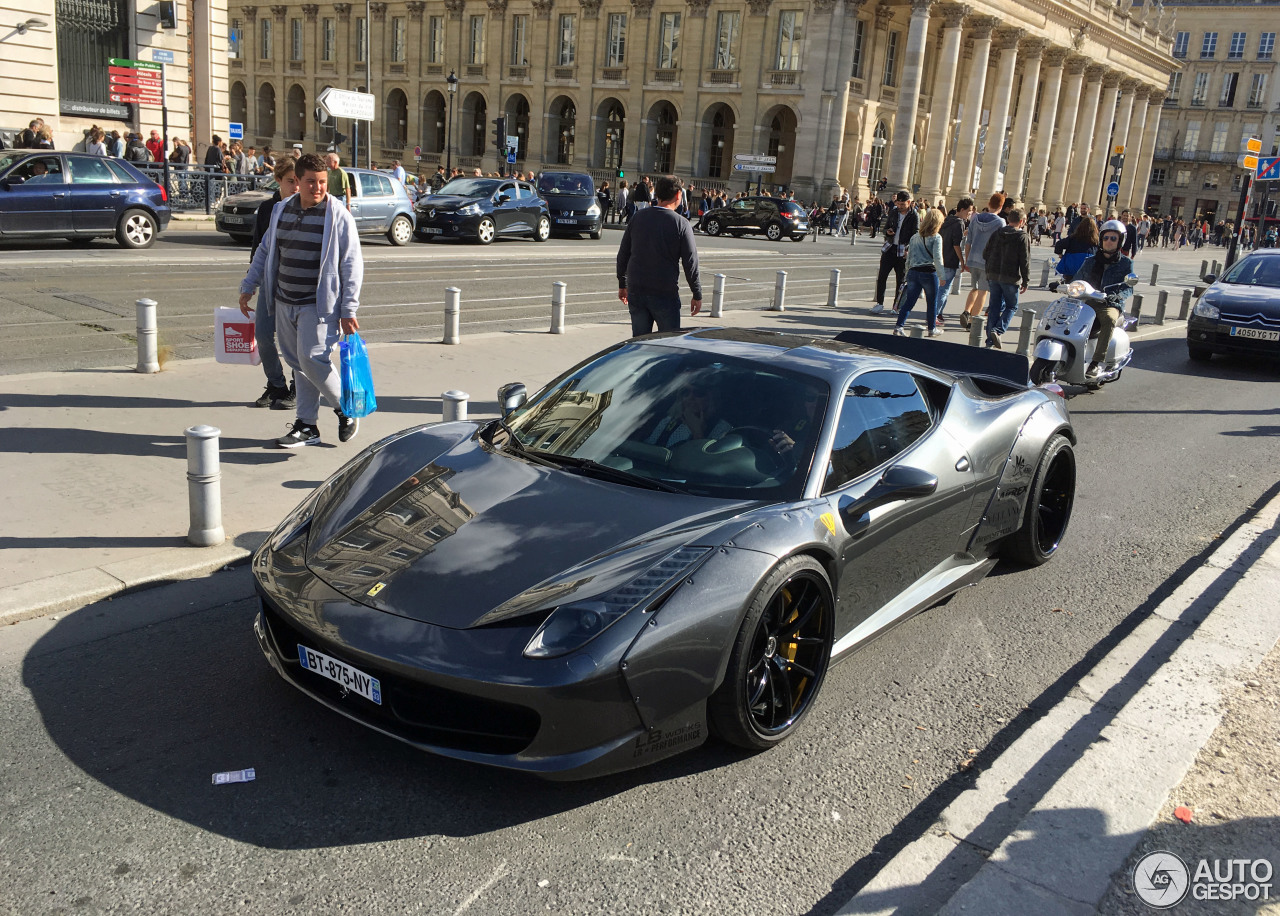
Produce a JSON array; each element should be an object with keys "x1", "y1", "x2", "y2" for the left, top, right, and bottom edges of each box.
[
  {"x1": 734, "y1": 154, "x2": 777, "y2": 165},
  {"x1": 110, "y1": 57, "x2": 162, "y2": 71},
  {"x1": 318, "y1": 87, "x2": 376, "y2": 122},
  {"x1": 733, "y1": 162, "x2": 776, "y2": 173},
  {"x1": 1258, "y1": 156, "x2": 1280, "y2": 181}
]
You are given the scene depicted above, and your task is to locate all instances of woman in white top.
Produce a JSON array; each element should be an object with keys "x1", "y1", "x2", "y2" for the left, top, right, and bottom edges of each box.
[{"x1": 894, "y1": 208, "x2": 946, "y2": 337}]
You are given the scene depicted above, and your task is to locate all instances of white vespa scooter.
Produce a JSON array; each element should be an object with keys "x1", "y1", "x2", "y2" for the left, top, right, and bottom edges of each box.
[{"x1": 1029, "y1": 272, "x2": 1140, "y2": 388}]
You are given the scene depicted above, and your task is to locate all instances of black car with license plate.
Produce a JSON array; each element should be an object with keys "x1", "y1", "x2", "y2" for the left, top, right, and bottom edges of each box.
[
  {"x1": 536, "y1": 171, "x2": 603, "y2": 239},
  {"x1": 700, "y1": 195, "x2": 809, "y2": 242},
  {"x1": 1187, "y1": 250, "x2": 1280, "y2": 362},
  {"x1": 415, "y1": 177, "x2": 550, "y2": 244}
]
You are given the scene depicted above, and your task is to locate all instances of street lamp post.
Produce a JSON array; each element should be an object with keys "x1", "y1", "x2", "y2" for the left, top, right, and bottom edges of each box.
[{"x1": 445, "y1": 70, "x2": 458, "y2": 173}]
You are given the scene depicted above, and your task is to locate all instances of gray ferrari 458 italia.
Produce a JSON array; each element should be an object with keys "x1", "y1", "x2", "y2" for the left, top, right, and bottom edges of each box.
[{"x1": 252, "y1": 327, "x2": 1076, "y2": 779}]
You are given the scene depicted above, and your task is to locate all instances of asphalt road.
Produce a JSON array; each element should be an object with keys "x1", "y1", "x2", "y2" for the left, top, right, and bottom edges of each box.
[{"x1": 2, "y1": 332, "x2": 1278, "y2": 915}]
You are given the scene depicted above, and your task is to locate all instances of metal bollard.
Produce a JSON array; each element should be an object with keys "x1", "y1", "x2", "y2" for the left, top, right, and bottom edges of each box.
[
  {"x1": 1016, "y1": 308, "x2": 1038, "y2": 357},
  {"x1": 969, "y1": 315, "x2": 985, "y2": 348},
  {"x1": 1149, "y1": 263, "x2": 1159, "y2": 286},
  {"x1": 443, "y1": 287, "x2": 461, "y2": 344},
  {"x1": 1212, "y1": 259, "x2": 1221, "y2": 276},
  {"x1": 1155, "y1": 289, "x2": 1168, "y2": 324},
  {"x1": 185, "y1": 425, "x2": 224, "y2": 547},
  {"x1": 908, "y1": 325, "x2": 924, "y2": 339},
  {"x1": 772, "y1": 270, "x2": 787, "y2": 311},
  {"x1": 1130, "y1": 293, "x2": 1144, "y2": 327},
  {"x1": 1200, "y1": 259, "x2": 1209, "y2": 279},
  {"x1": 828, "y1": 268, "x2": 840, "y2": 307},
  {"x1": 442, "y1": 389, "x2": 469, "y2": 422},
  {"x1": 1179, "y1": 288, "x2": 1193, "y2": 320},
  {"x1": 550, "y1": 281, "x2": 566, "y2": 334},
  {"x1": 849, "y1": 225, "x2": 856, "y2": 247},
  {"x1": 712, "y1": 273, "x2": 726, "y2": 317},
  {"x1": 136, "y1": 298, "x2": 159, "y2": 373},
  {"x1": 1039, "y1": 260, "x2": 1051, "y2": 288}
]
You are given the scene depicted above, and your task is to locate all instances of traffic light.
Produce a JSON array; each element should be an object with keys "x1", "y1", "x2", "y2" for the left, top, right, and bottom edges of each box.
[
  {"x1": 493, "y1": 116, "x2": 507, "y2": 152},
  {"x1": 617, "y1": 169, "x2": 624, "y2": 179}
]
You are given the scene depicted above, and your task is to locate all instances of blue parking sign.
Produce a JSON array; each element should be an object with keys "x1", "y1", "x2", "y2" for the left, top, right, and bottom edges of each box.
[
  {"x1": 507, "y1": 151, "x2": 516, "y2": 164},
  {"x1": 229, "y1": 122, "x2": 244, "y2": 141}
]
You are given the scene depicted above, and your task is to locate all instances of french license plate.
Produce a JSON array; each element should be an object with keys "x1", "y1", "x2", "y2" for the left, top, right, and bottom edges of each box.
[
  {"x1": 297, "y1": 644, "x2": 382, "y2": 705},
  {"x1": 1229, "y1": 326, "x2": 1280, "y2": 341},
  {"x1": 421, "y1": 226, "x2": 442, "y2": 235},
  {"x1": 223, "y1": 215, "x2": 245, "y2": 225},
  {"x1": 555, "y1": 218, "x2": 576, "y2": 224}
]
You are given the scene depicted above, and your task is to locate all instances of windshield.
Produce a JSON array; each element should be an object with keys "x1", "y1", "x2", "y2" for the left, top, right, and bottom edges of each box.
[
  {"x1": 537, "y1": 173, "x2": 594, "y2": 196},
  {"x1": 435, "y1": 178, "x2": 501, "y2": 199},
  {"x1": 1219, "y1": 255, "x2": 1280, "y2": 289},
  {"x1": 0, "y1": 153, "x2": 30, "y2": 176},
  {"x1": 505, "y1": 343, "x2": 830, "y2": 500}
]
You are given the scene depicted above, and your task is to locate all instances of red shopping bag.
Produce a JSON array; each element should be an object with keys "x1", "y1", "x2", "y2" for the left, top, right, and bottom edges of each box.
[{"x1": 215, "y1": 306, "x2": 261, "y2": 365}]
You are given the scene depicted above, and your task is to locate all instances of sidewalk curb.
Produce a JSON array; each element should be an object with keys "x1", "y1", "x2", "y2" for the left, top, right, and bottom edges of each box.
[{"x1": 839, "y1": 489, "x2": 1280, "y2": 915}]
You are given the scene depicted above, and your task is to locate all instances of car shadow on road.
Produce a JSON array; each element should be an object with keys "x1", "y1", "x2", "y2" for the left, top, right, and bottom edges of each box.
[
  {"x1": 21, "y1": 569, "x2": 744, "y2": 850},
  {"x1": 0, "y1": 428, "x2": 290, "y2": 464},
  {"x1": 0, "y1": 393, "x2": 245, "y2": 411}
]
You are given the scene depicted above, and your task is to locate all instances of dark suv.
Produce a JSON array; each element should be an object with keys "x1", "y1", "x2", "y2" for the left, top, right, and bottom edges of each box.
[
  {"x1": 0, "y1": 150, "x2": 171, "y2": 248},
  {"x1": 536, "y1": 171, "x2": 602, "y2": 238},
  {"x1": 699, "y1": 196, "x2": 809, "y2": 242},
  {"x1": 1187, "y1": 249, "x2": 1280, "y2": 362},
  {"x1": 415, "y1": 177, "x2": 550, "y2": 244}
]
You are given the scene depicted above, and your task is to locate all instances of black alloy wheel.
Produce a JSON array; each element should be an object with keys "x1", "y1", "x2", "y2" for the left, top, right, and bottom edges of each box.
[
  {"x1": 709, "y1": 555, "x2": 834, "y2": 749},
  {"x1": 1003, "y1": 434, "x2": 1075, "y2": 566},
  {"x1": 1029, "y1": 357, "x2": 1060, "y2": 386}
]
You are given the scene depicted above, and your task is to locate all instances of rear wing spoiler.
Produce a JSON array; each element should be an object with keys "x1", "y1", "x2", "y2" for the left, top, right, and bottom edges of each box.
[{"x1": 833, "y1": 330, "x2": 1030, "y2": 388}]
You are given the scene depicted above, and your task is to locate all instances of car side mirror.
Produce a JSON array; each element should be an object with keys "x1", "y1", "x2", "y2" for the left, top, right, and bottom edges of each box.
[
  {"x1": 5, "y1": 175, "x2": 25, "y2": 187},
  {"x1": 1203, "y1": 274, "x2": 1217, "y2": 285},
  {"x1": 497, "y1": 382, "x2": 527, "y2": 416},
  {"x1": 838, "y1": 465, "x2": 938, "y2": 533},
  {"x1": 497, "y1": 193, "x2": 511, "y2": 204}
]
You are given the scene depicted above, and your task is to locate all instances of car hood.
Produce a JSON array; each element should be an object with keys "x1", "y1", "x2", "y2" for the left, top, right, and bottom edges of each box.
[
  {"x1": 223, "y1": 189, "x2": 273, "y2": 209},
  {"x1": 1203, "y1": 283, "x2": 1280, "y2": 315},
  {"x1": 543, "y1": 192, "x2": 594, "y2": 209},
  {"x1": 303, "y1": 425, "x2": 754, "y2": 629},
  {"x1": 418, "y1": 195, "x2": 480, "y2": 210}
]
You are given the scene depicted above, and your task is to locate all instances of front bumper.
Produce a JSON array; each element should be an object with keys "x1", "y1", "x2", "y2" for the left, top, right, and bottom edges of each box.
[
  {"x1": 1188, "y1": 314, "x2": 1280, "y2": 358},
  {"x1": 413, "y1": 210, "x2": 483, "y2": 239},
  {"x1": 216, "y1": 211, "x2": 255, "y2": 235},
  {"x1": 549, "y1": 212, "x2": 602, "y2": 233}
]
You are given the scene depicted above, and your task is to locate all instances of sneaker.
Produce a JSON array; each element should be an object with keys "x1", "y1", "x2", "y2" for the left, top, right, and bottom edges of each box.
[
  {"x1": 935, "y1": 316, "x2": 946, "y2": 328},
  {"x1": 253, "y1": 384, "x2": 289, "y2": 408},
  {"x1": 927, "y1": 327, "x2": 939, "y2": 337},
  {"x1": 1085, "y1": 362, "x2": 1101, "y2": 379},
  {"x1": 869, "y1": 302, "x2": 885, "y2": 314},
  {"x1": 959, "y1": 313, "x2": 972, "y2": 331},
  {"x1": 275, "y1": 420, "x2": 320, "y2": 448},
  {"x1": 892, "y1": 327, "x2": 906, "y2": 336},
  {"x1": 272, "y1": 379, "x2": 297, "y2": 411},
  {"x1": 337, "y1": 410, "x2": 359, "y2": 443},
  {"x1": 985, "y1": 332, "x2": 1002, "y2": 350}
]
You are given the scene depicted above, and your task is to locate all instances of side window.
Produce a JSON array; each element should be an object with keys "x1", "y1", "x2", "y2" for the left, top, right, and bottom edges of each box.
[
  {"x1": 731, "y1": 199, "x2": 752, "y2": 211},
  {"x1": 756, "y1": 200, "x2": 779, "y2": 217},
  {"x1": 823, "y1": 370, "x2": 933, "y2": 493},
  {"x1": 359, "y1": 173, "x2": 392, "y2": 197},
  {"x1": 498, "y1": 182, "x2": 516, "y2": 200},
  {"x1": 14, "y1": 156, "x2": 64, "y2": 183},
  {"x1": 67, "y1": 156, "x2": 117, "y2": 184}
]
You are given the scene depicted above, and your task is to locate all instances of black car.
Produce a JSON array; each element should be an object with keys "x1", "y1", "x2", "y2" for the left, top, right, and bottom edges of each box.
[
  {"x1": 536, "y1": 171, "x2": 603, "y2": 239},
  {"x1": 0, "y1": 150, "x2": 172, "y2": 248},
  {"x1": 1188, "y1": 249, "x2": 1280, "y2": 361},
  {"x1": 700, "y1": 196, "x2": 809, "y2": 242},
  {"x1": 414, "y1": 177, "x2": 550, "y2": 244}
]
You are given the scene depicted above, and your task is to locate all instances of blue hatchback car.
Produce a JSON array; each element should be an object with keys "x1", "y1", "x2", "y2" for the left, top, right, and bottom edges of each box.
[{"x1": 0, "y1": 150, "x2": 172, "y2": 248}]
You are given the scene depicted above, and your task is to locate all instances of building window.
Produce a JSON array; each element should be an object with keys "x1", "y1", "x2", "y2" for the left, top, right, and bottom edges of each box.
[
  {"x1": 260, "y1": 18, "x2": 272, "y2": 59},
  {"x1": 883, "y1": 30, "x2": 899, "y2": 86},
  {"x1": 230, "y1": 17, "x2": 243, "y2": 58},
  {"x1": 713, "y1": 11, "x2": 738, "y2": 70},
  {"x1": 603, "y1": 102, "x2": 624, "y2": 170},
  {"x1": 606, "y1": 13, "x2": 627, "y2": 66},
  {"x1": 1191, "y1": 73, "x2": 1209, "y2": 106},
  {"x1": 1228, "y1": 31, "x2": 1246, "y2": 60},
  {"x1": 558, "y1": 14, "x2": 576, "y2": 66},
  {"x1": 657, "y1": 12, "x2": 680, "y2": 70},
  {"x1": 391, "y1": 17, "x2": 405, "y2": 62},
  {"x1": 1174, "y1": 169, "x2": 1190, "y2": 187},
  {"x1": 290, "y1": 18, "x2": 302, "y2": 60},
  {"x1": 1201, "y1": 31, "x2": 1217, "y2": 59},
  {"x1": 1150, "y1": 167, "x2": 1166, "y2": 186},
  {"x1": 1182, "y1": 121, "x2": 1200, "y2": 152},
  {"x1": 428, "y1": 16, "x2": 444, "y2": 63},
  {"x1": 1231, "y1": 172, "x2": 1242, "y2": 191},
  {"x1": 775, "y1": 10, "x2": 803, "y2": 71},
  {"x1": 469, "y1": 15, "x2": 485, "y2": 64},
  {"x1": 356, "y1": 17, "x2": 366, "y2": 61},
  {"x1": 510, "y1": 15, "x2": 528, "y2": 66},
  {"x1": 1202, "y1": 172, "x2": 1219, "y2": 189},
  {"x1": 1210, "y1": 122, "x2": 1229, "y2": 153},
  {"x1": 1249, "y1": 74, "x2": 1268, "y2": 109},
  {"x1": 1172, "y1": 31, "x2": 1189, "y2": 58},
  {"x1": 1260, "y1": 32, "x2": 1275, "y2": 60},
  {"x1": 322, "y1": 18, "x2": 334, "y2": 61},
  {"x1": 55, "y1": 0, "x2": 130, "y2": 118},
  {"x1": 869, "y1": 120, "x2": 888, "y2": 190},
  {"x1": 850, "y1": 18, "x2": 865, "y2": 79},
  {"x1": 1220, "y1": 72, "x2": 1238, "y2": 107},
  {"x1": 708, "y1": 108, "x2": 731, "y2": 177},
  {"x1": 1167, "y1": 71, "x2": 1182, "y2": 100},
  {"x1": 653, "y1": 104, "x2": 676, "y2": 172}
]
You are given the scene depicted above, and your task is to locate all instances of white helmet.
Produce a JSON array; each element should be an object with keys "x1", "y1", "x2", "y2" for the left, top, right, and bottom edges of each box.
[{"x1": 1100, "y1": 219, "x2": 1126, "y2": 238}]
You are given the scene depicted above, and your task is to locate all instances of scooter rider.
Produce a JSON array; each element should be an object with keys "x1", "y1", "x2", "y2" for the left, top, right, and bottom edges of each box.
[{"x1": 1074, "y1": 219, "x2": 1134, "y2": 380}]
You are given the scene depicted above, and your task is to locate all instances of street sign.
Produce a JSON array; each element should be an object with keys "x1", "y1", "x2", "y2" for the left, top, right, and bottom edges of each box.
[
  {"x1": 733, "y1": 162, "x2": 776, "y2": 173},
  {"x1": 1239, "y1": 154, "x2": 1259, "y2": 171},
  {"x1": 507, "y1": 151, "x2": 517, "y2": 164},
  {"x1": 151, "y1": 49, "x2": 175, "y2": 63},
  {"x1": 1258, "y1": 156, "x2": 1280, "y2": 181},
  {"x1": 1113, "y1": 145, "x2": 1125, "y2": 155},
  {"x1": 1245, "y1": 136, "x2": 1262, "y2": 155},
  {"x1": 734, "y1": 154, "x2": 777, "y2": 165},
  {"x1": 414, "y1": 145, "x2": 422, "y2": 156},
  {"x1": 108, "y1": 57, "x2": 162, "y2": 106},
  {"x1": 507, "y1": 135, "x2": 519, "y2": 151},
  {"x1": 229, "y1": 122, "x2": 243, "y2": 140},
  {"x1": 317, "y1": 87, "x2": 376, "y2": 122},
  {"x1": 1106, "y1": 181, "x2": 1120, "y2": 198}
]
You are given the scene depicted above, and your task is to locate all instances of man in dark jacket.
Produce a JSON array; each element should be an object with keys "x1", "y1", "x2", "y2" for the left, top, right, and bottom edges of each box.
[
  {"x1": 981, "y1": 207, "x2": 1031, "y2": 348},
  {"x1": 870, "y1": 190, "x2": 918, "y2": 313},
  {"x1": 617, "y1": 175, "x2": 702, "y2": 336},
  {"x1": 936, "y1": 197, "x2": 972, "y2": 325},
  {"x1": 204, "y1": 135, "x2": 225, "y2": 171}
]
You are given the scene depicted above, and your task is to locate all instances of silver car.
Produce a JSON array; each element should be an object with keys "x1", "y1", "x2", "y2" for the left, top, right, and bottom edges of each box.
[{"x1": 216, "y1": 167, "x2": 416, "y2": 246}]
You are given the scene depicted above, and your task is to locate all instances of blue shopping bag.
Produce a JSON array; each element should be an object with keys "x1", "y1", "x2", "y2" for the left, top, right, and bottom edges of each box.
[{"x1": 339, "y1": 333, "x2": 377, "y2": 419}]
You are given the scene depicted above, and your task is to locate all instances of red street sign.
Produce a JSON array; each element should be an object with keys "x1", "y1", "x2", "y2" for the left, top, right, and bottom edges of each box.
[
  {"x1": 110, "y1": 93, "x2": 162, "y2": 106},
  {"x1": 110, "y1": 73, "x2": 162, "y2": 87}
]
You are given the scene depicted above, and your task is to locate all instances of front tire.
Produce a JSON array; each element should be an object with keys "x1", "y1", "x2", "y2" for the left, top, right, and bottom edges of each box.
[
  {"x1": 1188, "y1": 346, "x2": 1213, "y2": 363},
  {"x1": 1002, "y1": 434, "x2": 1075, "y2": 566},
  {"x1": 387, "y1": 214, "x2": 413, "y2": 246},
  {"x1": 704, "y1": 218, "x2": 723, "y2": 237},
  {"x1": 590, "y1": 230, "x2": 602, "y2": 240},
  {"x1": 475, "y1": 217, "x2": 496, "y2": 245},
  {"x1": 116, "y1": 209, "x2": 158, "y2": 249},
  {"x1": 708, "y1": 555, "x2": 834, "y2": 750},
  {"x1": 765, "y1": 222, "x2": 784, "y2": 241},
  {"x1": 534, "y1": 215, "x2": 551, "y2": 242},
  {"x1": 1029, "y1": 357, "x2": 1059, "y2": 386}
]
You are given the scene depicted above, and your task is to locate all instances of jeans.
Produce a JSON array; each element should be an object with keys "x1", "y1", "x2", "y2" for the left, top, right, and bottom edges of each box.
[
  {"x1": 874, "y1": 248, "x2": 905, "y2": 306},
  {"x1": 254, "y1": 303, "x2": 287, "y2": 390},
  {"x1": 936, "y1": 266, "x2": 958, "y2": 322},
  {"x1": 987, "y1": 281, "x2": 1021, "y2": 336},
  {"x1": 894, "y1": 269, "x2": 939, "y2": 330},
  {"x1": 275, "y1": 304, "x2": 343, "y2": 425},
  {"x1": 628, "y1": 290, "x2": 682, "y2": 336}
]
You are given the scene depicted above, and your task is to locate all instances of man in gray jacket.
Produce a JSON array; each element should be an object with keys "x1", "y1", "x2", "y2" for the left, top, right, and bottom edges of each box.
[{"x1": 239, "y1": 153, "x2": 363, "y2": 448}]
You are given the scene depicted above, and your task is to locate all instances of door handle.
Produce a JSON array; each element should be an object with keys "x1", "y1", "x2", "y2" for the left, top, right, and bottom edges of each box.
[
  {"x1": 53, "y1": 192, "x2": 66, "y2": 198},
  {"x1": 110, "y1": 190, "x2": 121, "y2": 197},
  {"x1": 954, "y1": 456, "x2": 970, "y2": 472}
]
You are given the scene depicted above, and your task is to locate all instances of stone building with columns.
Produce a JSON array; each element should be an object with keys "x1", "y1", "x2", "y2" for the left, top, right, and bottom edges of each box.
[{"x1": 222, "y1": 0, "x2": 1176, "y2": 205}]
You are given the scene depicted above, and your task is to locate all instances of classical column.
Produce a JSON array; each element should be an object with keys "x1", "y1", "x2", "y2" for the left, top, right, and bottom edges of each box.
[
  {"x1": 885, "y1": 0, "x2": 937, "y2": 190},
  {"x1": 1118, "y1": 85, "x2": 1152, "y2": 209},
  {"x1": 1043, "y1": 55, "x2": 1087, "y2": 208},
  {"x1": 1064, "y1": 64, "x2": 1106, "y2": 205},
  {"x1": 917, "y1": 3, "x2": 969, "y2": 202},
  {"x1": 821, "y1": 0, "x2": 872, "y2": 196},
  {"x1": 976, "y1": 27, "x2": 1022, "y2": 202},
  {"x1": 1131, "y1": 90, "x2": 1166, "y2": 211},
  {"x1": 1084, "y1": 72, "x2": 1122, "y2": 206},
  {"x1": 950, "y1": 15, "x2": 998, "y2": 197},
  {"x1": 1003, "y1": 38, "x2": 1045, "y2": 201},
  {"x1": 1023, "y1": 46, "x2": 1066, "y2": 206},
  {"x1": 1101, "y1": 80, "x2": 1138, "y2": 213}
]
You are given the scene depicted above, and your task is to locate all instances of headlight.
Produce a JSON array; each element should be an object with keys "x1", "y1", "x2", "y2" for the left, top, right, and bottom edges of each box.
[
  {"x1": 586, "y1": 202, "x2": 601, "y2": 216},
  {"x1": 459, "y1": 202, "x2": 482, "y2": 216},
  {"x1": 1193, "y1": 300, "x2": 1220, "y2": 319},
  {"x1": 1066, "y1": 281, "x2": 1089, "y2": 298},
  {"x1": 523, "y1": 546, "x2": 711, "y2": 658},
  {"x1": 268, "y1": 488, "x2": 322, "y2": 552}
]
